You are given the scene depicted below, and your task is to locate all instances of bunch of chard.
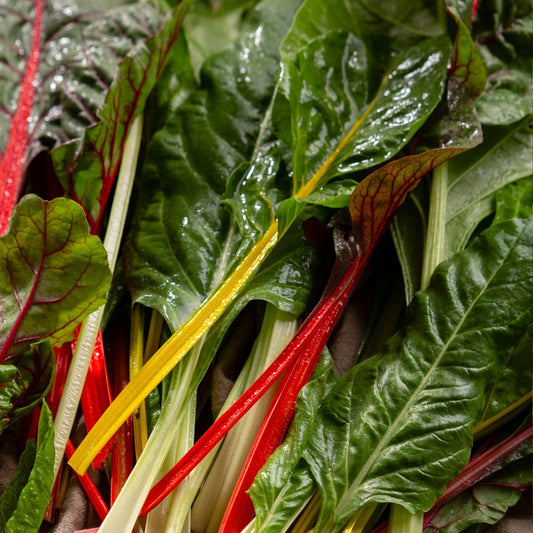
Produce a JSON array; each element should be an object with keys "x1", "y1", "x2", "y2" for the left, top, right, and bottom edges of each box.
[{"x1": 0, "y1": 0, "x2": 531, "y2": 532}]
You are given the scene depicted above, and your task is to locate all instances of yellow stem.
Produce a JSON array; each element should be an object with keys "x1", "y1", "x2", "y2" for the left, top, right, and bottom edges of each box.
[{"x1": 69, "y1": 222, "x2": 278, "y2": 474}]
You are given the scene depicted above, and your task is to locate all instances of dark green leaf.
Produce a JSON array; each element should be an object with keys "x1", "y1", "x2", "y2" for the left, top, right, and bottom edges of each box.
[
  {"x1": 0, "y1": 404, "x2": 54, "y2": 532},
  {"x1": 0, "y1": 0, "x2": 163, "y2": 173},
  {"x1": 0, "y1": 344, "x2": 53, "y2": 435},
  {"x1": 0, "y1": 195, "x2": 111, "y2": 360},
  {"x1": 304, "y1": 218, "x2": 532, "y2": 531},
  {"x1": 275, "y1": 32, "x2": 451, "y2": 233},
  {"x1": 125, "y1": 0, "x2": 303, "y2": 330}
]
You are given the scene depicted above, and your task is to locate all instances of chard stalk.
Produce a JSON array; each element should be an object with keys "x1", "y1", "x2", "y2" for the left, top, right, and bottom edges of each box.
[
  {"x1": 388, "y1": 505, "x2": 424, "y2": 533},
  {"x1": 420, "y1": 162, "x2": 448, "y2": 290},
  {"x1": 52, "y1": 115, "x2": 143, "y2": 479},
  {"x1": 191, "y1": 305, "x2": 299, "y2": 532},
  {"x1": 390, "y1": 162, "x2": 449, "y2": 533}
]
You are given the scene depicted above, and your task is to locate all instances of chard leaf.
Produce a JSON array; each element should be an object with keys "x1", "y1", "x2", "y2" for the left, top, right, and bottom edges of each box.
[
  {"x1": 0, "y1": 0, "x2": 165, "y2": 232},
  {"x1": 425, "y1": 452, "x2": 533, "y2": 533},
  {"x1": 305, "y1": 218, "x2": 532, "y2": 531},
  {"x1": 126, "y1": 0, "x2": 302, "y2": 330},
  {"x1": 0, "y1": 403, "x2": 54, "y2": 532},
  {"x1": 0, "y1": 195, "x2": 111, "y2": 361},
  {"x1": 0, "y1": 344, "x2": 53, "y2": 434},
  {"x1": 493, "y1": 176, "x2": 533, "y2": 225},
  {"x1": 473, "y1": 0, "x2": 533, "y2": 125},
  {"x1": 275, "y1": 31, "x2": 451, "y2": 233},
  {"x1": 52, "y1": 1, "x2": 190, "y2": 231}
]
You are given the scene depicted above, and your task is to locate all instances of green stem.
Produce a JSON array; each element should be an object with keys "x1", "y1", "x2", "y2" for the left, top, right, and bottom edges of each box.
[
  {"x1": 420, "y1": 162, "x2": 448, "y2": 290},
  {"x1": 388, "y1": 506, "x2": 424, "y2": 533},
  {"x1": 52, "y1": 115, "x2": 143, "y2": 479},
  {"x1": 191, "y1": 304, "x2": 299, "y2": 532}
]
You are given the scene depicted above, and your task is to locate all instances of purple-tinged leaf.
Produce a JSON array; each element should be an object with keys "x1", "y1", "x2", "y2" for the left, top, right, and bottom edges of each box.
[
  {"x1": 0, "y1": 195, "x2": 111, "y2": 363},
  {"x1": 0, "y1": 0, "x2": 166, "y2": 234}
]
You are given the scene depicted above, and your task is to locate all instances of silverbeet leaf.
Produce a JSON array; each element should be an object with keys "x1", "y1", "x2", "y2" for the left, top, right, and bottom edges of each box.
[
  {"x1": 0, "y1": 343, "x2": 53, "y2": 434},
  {"x1": 0, "y1": 403, "x2": 54, "y2": 533},
  {"x1": 303, "y1": 218, "x2": 533, "y2": 531},
  {"x1": 0, "y1": 195, "x2": 111, "y2": 360}
]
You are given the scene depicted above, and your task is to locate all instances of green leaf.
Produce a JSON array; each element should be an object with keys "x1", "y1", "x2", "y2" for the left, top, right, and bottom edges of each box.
[
  {"x1": 425, "y1": 452, "x2": 533, "y2": 533},
  {"x1": 0, "y1": 403, "x2": 55, "y2": 533},
  {"x1": 0, "y1": 0, "x2": 164, "y2": 176},
  {"x1": 275, "y1": 30, "x2": 451, "y2": 233},
  {"x1": 0, "y1": 344, "x2": 53, "y2": 435},
  {"x1": 304, "y1": 218, "x2": 532, "y2": 531},
  {"x1": 0, "y1": 195, "x2": 111, "y2": 360},
  {"x1": 493, "y1": 176, "x2": 533, "y2": 225},
  {"x1": 125, "y1": 0, "x2": 303, "y2": 330},
  {"x1": 472, "y1": 0, "x2": 533, "y2": 125},
  {"x1": 52, "y1": 1, "x2": 190, "y2": 230}
]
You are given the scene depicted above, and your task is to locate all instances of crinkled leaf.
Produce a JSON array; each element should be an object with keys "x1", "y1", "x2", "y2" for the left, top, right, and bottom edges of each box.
[
  {"x1": 304, "y1": 218, "x2": 532, "y2": 532},
  {"x1": 126, "y1": 0, "x2": 303, "y2": 330},
  {"x1": 0, "y1": 403, "x2": 54, "y2": 532},
  {"x1": 425, "y1": 451, "x2": 533, "y2": 533},
  {"x1": 0, "y1": 195, "x2": 111, "y2": 360},
  {"x1": 0, "y1": 343, "x2": 53, "y2": 435},
  {"x1": 275, "y1": 30, "x2": 451, "y2": 233},
  {"x1": 0, "y1": 0, "x2": 165, "y2": 231},
  {"x1": 52, "y1": 2, "x2": 190, "y2": 231},
  {"x1": 472, "y1": 0, "x2": 533, "y2": 125}
]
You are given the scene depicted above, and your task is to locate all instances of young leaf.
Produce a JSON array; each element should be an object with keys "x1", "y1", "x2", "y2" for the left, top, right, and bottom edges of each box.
[
  {"x1": 0, "y1": 0, "x2": 166, "y2": 233},
  {"x1": 473, "y1": 0, "x2": 533, "y2": 125},
  {"x1": 0, "y1": 344, "x2": 53, "y2": 435},
  {"x1": 305, "y1": 218, "x2": 532, "y2": 531},
  {"x1": 0, "y1": 403, "x2": 55, "y2": 532},
  {"x1": 0, "y1": 195, "x2": 111, "y2": 362}
]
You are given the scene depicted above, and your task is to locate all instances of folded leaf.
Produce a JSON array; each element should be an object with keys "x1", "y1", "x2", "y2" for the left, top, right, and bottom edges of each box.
[
  {"x1": 0, "y1": 344, "x2": 53, "y2": 435},
  {"x1": 305, "y1": 218, "x2": 532, "y2": 531},
  {"x1": 0, "y1": 195, "x2": 111, "y2": 362},
  {"x1": 0, "y1": 403, "x2": 55, "y2": 532}
]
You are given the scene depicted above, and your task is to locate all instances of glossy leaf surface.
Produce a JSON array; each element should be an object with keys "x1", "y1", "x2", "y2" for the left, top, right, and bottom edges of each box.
[
  {"x1": 0, "y1": 344, "x2": 53, "y2": 435},
  {"x1": 307, "y1": 218, "x2": 532, "y2": 531},
  {"x1": 0, "y1": 195, "x2": 111, "y2": 361}
]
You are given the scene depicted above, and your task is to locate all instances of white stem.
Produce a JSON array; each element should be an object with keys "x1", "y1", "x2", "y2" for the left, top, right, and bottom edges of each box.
[{"x1": 52, "y1": 115, "x2": 143, "y2": 478}]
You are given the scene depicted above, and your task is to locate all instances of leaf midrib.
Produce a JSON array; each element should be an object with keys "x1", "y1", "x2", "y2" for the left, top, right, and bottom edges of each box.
[{"x1": 334, "y1": 226, "x2": 522, "y2": 515}]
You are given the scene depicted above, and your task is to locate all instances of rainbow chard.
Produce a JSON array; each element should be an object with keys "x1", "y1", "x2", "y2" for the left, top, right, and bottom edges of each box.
[{"x1": 71, "y1": 0, "x2": 454, "y2": 472}]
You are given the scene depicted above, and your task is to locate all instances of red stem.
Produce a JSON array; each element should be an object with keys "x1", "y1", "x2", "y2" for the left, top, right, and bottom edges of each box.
[
  {"x1": 0, "y1": 0, "x2": 43, "y2": 235},
  {"x1": 140, "y1": 254, "x2": 363, "y2": 516},
  {"x1": 65, "y1": 440, "x2": 109, "y2": 521},
  {"x1": 76, "y1": 328, "x2": 114, "y2": 469},
  {"x1": 219, "y1": 258, "x2": 361, "y2": 532},
  {"x1": 109, "y1": 319, "x2": 134, "y2": 504}
]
